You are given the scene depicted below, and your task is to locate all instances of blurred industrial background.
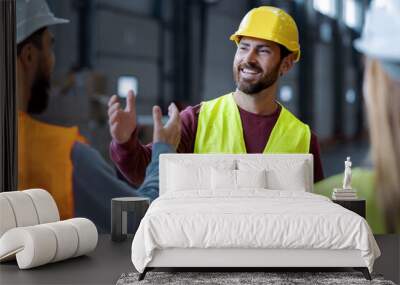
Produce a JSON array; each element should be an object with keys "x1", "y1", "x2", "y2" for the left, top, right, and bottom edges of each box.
[
  {"x1": 2, "y1": 1, "x2": 398, "y2": 282},
  {"x1": 35, "y1": 0, "x2": 370, "y2": 176}
]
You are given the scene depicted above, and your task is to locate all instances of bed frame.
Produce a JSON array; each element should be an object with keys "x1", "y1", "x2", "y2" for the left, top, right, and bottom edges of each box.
[
  {"x1": 139, "y1": 248, "x2": 371, "y2": 280},
  {"x1": 138, "y1": 154, "x2": 372, "y2": 281}
]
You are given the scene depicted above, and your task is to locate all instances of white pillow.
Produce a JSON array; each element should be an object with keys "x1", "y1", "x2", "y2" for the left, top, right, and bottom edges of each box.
[
  {"x1": 238, "y1": 160, "x2": 308, "y2": 191},
  {"x1": 236, "y1": 169, "x2": 267, "y2": 189},
  {"x1": 167, "y1": 160, "x2": 235, "y2": 192},
  {"x1": 211, "y1": 169, "x2": 267, "y2": 190},
  {"x1": 211, "y1": 168, "x2": 236, "y2": 190},
  {"x1": 167, "y1": 162, "x2": 209, "y2": 191},
  {"x1": 266, "y1": 165, "x2": 307, "y2": 191}
]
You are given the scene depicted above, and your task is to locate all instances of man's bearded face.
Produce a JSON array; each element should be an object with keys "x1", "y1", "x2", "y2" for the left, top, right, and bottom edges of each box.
[{"x1": 233, "y1": 37, "x2": 282, "y2": 95}]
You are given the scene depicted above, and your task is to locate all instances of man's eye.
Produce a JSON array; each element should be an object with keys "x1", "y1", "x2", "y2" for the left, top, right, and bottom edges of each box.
[{"x1": 260, "y1": 49, "x2": 270, "y2": 54}]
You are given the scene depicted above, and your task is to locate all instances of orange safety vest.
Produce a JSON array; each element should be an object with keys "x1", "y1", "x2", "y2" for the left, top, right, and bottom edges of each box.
[{"x1": 18, "y1": 112, "x2": 86, "y2": 220}]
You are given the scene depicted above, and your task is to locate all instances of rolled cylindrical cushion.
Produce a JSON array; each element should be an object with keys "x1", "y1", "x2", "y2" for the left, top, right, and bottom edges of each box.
[
  {"x1": 66, "y1": 218, "x2": 98, "y2": 257},
  {"x1": 0, "y1": 192, "x2": 39, "y2": 227},
  {"x1": 0, "y1": 226, "x2": 57, "y2": 269},
  {"x1": 0, "y1": 196, "x2": 17, "y2": 238},
  {"x1": 0, "y1": 218, "x2": 98, "y2": 269},
  {"x1": 42, "y1": 221, "x2": 79, "y2": 262},
  {"x1": 24, "y1": 189, "x2": 59, "y2": 223}
]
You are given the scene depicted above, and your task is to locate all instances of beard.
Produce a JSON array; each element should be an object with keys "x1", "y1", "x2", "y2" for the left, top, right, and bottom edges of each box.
[
  {"x1": 234, "y1": 61, "x2": 281, "y2": 95},
  {"x1": 28, "y1": 66, "x2": 50, "y2": 114}
]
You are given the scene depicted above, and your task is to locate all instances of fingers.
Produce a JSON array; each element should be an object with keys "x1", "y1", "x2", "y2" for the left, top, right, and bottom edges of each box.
[
  {"x1": 125, "y1": 90, "x2": 136, "y2": 113},
  {"x1": 109, "y1": 109, "x2": 121, "y2": 125},
  {"x1": 152, "y1": 105, "x2": 163, "y2": 130},
  {"x1": 108, "y1": 95, "x2": 121, "y2": 120},
  {"x1": 108, "y1": 95, "x2": 118, "y2": 107},
  {"x1": 165, "y1": 103, "x2": 180, "y2": 127},
  {"x1": 168, "y1": 103, "x2": 179, "y2": 118},
  {"x1": 108, "y1": 102, "x2": 120, "y2": 117}
]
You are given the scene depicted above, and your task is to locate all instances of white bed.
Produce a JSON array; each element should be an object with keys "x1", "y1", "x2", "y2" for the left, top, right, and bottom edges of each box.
[{"x1": 131, "y1": 154, "x2": 380, "y2": 280}]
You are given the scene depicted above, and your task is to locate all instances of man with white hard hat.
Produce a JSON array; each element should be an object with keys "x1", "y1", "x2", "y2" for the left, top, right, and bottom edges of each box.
[
  {"x1": 354, "y1": 0, "x2": 400, "y2": 80},
  {"x1": 16, "y1": 0, "x2": 181, "y2": 230},
  {"x1": 108, "y1": 6, "x2": 324, "y2": 187},
  {"x1": 353, "y1": 0, "x2": 400, "y2": 233},
  {"x1": 17, "y1": 0, "x2": 69, "y2": 44},
  {"x1": 17, "y1": 0, "x2": 76, "y2": 220}
]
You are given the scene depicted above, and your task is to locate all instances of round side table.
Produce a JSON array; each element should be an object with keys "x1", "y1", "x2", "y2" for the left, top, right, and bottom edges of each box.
[{"x1": 111, "y1": 197, "x2": 150, "y2": 242}]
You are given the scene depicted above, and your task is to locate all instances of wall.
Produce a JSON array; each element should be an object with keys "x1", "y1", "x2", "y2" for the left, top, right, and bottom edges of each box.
[{"x1": 45, "y1": 0, "x2": 367, "y2": 161}]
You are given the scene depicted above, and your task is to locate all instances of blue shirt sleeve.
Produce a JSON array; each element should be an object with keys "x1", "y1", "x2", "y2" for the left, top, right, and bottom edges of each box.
[{"x1": 135, "y1": 142, "x2": 175, "y2": 201}]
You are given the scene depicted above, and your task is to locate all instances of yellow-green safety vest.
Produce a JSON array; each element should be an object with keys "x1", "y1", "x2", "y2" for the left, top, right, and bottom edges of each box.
[{"x1": 194, "y1": 93, "x2": 311, "y2": 154}]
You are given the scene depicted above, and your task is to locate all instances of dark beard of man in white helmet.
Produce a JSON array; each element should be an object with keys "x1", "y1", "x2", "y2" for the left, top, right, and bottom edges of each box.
[
  {"x1": 28, "y1": 62, "x2": 51, "y2": 114},
  {"x1": 17, "y1": 27, "x2": 54, "y2": 114}
]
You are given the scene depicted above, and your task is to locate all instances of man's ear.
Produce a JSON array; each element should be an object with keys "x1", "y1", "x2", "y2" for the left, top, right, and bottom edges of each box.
[
  {"x1": 18, "y1": 43, "x2": 37, "y2": 67},
  {"x1": 279, "y1": 53, "x2": 296, "y2": 76}
]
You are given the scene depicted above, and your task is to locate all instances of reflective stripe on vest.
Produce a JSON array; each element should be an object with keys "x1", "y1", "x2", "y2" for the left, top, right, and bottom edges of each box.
[{"x1": 194, "y1": 93, "x2": 310, "y2": 154}]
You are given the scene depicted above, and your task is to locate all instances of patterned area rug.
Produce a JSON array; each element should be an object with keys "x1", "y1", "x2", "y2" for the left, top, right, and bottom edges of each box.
[{"x1": 116, "y1": 271, "x2": 396, "y2": 285}]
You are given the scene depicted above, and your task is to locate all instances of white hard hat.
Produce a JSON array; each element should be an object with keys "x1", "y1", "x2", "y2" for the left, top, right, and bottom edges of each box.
[
  {"x1": 354, "y1": 0, "x2": 400, "y2": 80},
  {"x1": 17, "y1": 0, "x2": 69, "y2": 44}
]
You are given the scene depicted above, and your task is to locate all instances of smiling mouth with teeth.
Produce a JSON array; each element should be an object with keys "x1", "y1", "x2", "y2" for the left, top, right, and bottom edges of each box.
[
  {"x1": 239, "y1": 66, "x2": 262, "y2": 80},
  {"x1": 241, "y1": 68, "x2": 259, "y2": 74},
  {"x1": 239, "y1": 63, "x2": 262, "y2": 75}
]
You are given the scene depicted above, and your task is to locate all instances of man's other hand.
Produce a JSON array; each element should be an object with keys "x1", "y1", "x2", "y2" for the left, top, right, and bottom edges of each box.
[{"x1": 152, "y1": 103, "x2": 181, "y2": 150}]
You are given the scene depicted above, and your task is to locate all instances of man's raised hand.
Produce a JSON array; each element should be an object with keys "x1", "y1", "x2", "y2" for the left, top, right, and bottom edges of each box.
[
  {"x1": 108, "y1": 90, "x2": 137, "y2": 144},
  {"x1": 152, "y1": 103, "x2": 181, "y2": 150}
]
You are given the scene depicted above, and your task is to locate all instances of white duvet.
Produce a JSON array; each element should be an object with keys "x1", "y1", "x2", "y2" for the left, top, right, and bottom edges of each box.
[{"x1": 131, "y1": 190, "x2": 380, "y2": 273}]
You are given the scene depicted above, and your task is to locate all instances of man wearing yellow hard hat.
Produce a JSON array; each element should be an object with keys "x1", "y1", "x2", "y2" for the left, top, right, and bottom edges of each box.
[{"x1": 108, "y1": 6, "x2": 324, "y2": 185}]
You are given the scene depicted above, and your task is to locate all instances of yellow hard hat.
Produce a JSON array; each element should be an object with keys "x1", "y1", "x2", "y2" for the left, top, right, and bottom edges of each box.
[{"x1": 230, "y1": 6, "x2": 301, "y2": 62}]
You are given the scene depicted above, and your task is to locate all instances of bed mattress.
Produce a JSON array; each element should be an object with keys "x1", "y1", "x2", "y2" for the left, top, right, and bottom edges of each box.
[{"x1": 131, "y1": 190, "x2": 380, "y2": 273}]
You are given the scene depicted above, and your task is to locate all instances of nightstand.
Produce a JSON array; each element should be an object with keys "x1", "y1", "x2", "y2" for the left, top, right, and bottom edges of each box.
[{"x1": 332, "y1": 199, "x2": 366, "y2": 218}]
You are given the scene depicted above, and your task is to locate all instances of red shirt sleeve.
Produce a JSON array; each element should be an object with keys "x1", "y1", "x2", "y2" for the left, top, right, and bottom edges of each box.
[
  {"x1": 176, "y1": 104, "x2": 201, "y2": 153},
  {"x1": 109, "y1": 129, "x2": 152, "y2": 187}
]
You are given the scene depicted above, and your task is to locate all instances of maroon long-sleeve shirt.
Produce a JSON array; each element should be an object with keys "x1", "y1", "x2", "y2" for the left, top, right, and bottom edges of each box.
[{"x1": 110, "y1": 103, "x2": 324, "y2": 187}]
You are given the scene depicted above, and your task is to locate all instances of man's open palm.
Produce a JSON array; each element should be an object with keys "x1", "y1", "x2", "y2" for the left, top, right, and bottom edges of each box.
[
  {"x1": 152, "y1": 103, "x2": 181, "y2": 149},
  {"x1": 108, "y1": 91, "x2": 137, "y2": 144}
]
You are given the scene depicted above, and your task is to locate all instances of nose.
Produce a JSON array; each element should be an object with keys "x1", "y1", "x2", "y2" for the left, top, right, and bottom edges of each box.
[{"x1": 243, "y1": 48, "x2": 258, "y2": 64}]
